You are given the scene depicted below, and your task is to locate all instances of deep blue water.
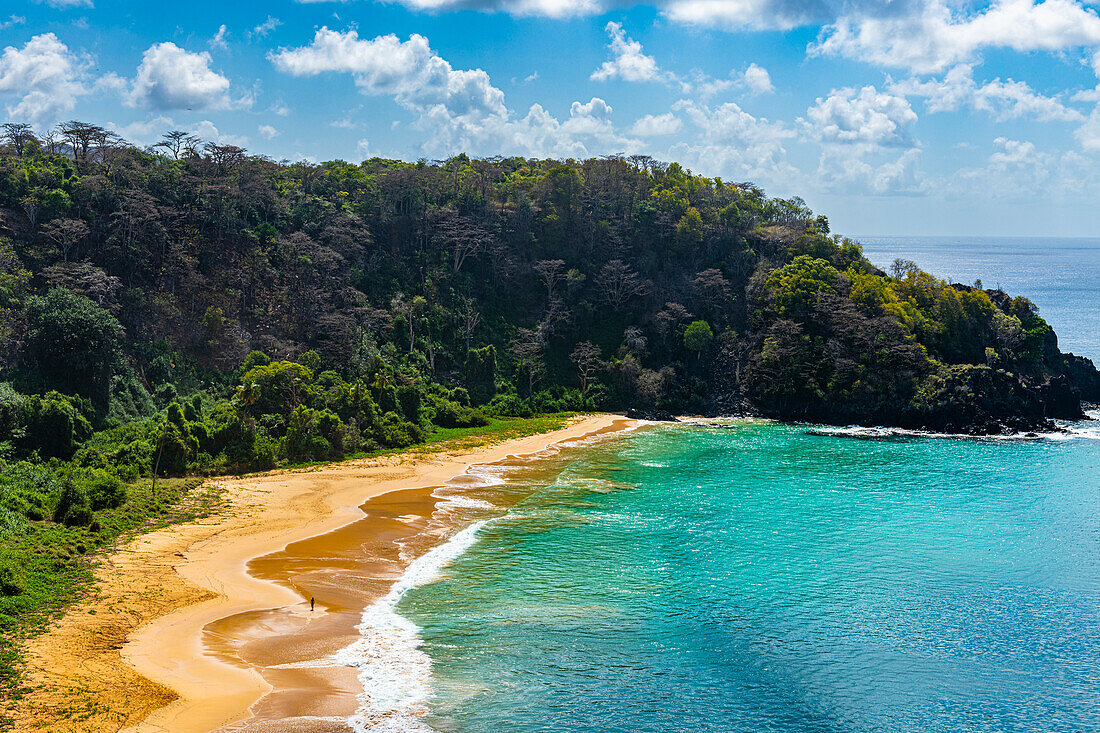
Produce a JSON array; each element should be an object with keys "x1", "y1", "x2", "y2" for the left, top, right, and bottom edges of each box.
[
  {"x1": 396, "y1": 420, "x2": 1100, "y2": 733},
  {"x1": 858, "y1": 236, "x2": 1099, "y2": 363}
]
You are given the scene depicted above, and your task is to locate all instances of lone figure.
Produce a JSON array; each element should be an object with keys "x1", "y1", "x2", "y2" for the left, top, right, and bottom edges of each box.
[{"x1": 310, "y1": 597, "x2": 315, "y2": 612}]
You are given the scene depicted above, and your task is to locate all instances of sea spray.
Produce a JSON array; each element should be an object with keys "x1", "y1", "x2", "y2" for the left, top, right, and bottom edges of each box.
[{"x1": 336, "y1": 520, "x2": 490, "y2": 733}]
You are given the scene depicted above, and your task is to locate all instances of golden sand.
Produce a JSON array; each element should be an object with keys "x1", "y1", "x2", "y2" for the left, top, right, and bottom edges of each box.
[{"x1": 15, "y1": 414, "x2": 631, "y2": 733}]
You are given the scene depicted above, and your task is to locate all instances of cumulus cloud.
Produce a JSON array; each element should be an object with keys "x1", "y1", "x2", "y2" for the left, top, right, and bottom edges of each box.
[
  {"x1": 814, "y1": 146, "x2": 928, "y2": 195},
  {"x1": 1075, "y1": 106, "x2": 1100, "y2": 151},
  {"x1": 258, "y1": 124, "x2": 279, "y2": 139},
  {"x1": 892, "y1": 64, "x2": 1084, "y2": 122},
  {"x1": 630, "y1": 112, "x2": 682, "y2": 136},
  {"x1": 803, "y1": 85, "x2": 918, "y2": 148},
  {"x1": 686, "y1": 63, "x2": 776, "y2": 98},
  {"x1": 106, "y1": 115, "x2": 175, "y2": 145},
  {"x1": 989, "y1": 136, "x2": 1040, "y2": 167},
  {"x1": 272, "y1": 28, "x2": 638, "y2": 158},
  {"x1": 192, "y1": 119, "x2": 248, "y2": 147},
  {"x1": 662, "y1": 0, "x2": 829, "y2": 31},
  {"x1": 0, "y1": 33, "x2": 88, "y2": 124},
  {"x1": 271, "y1": 29, "x2": 507, "y2": 124},
  {"x1": 742, "y1": 62, "x2": 774, "y2": 95},
  {"x1": 671, "y1": 99, "x2": 800, "y2": 188},
  {"x1": 812, "y1": 0, "x2": 1100, "y2": 74},
  {"x1": 359, "y1": 0, "x2": 600, "y2": 17},
  {"x1": 128, "y1": 42, "x2": 240, "y2": 110},
  {"x1": 591, "y1": 22, "x2": 665, "y2": 83},
  {"x1": 589, "y1": 23, "x2": 775, "y2": 100}
]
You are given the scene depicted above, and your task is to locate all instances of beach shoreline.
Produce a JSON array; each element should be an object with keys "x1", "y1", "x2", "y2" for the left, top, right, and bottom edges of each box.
[{"x1": 15, "y1": 413, "x2": 633, "y2": 733}]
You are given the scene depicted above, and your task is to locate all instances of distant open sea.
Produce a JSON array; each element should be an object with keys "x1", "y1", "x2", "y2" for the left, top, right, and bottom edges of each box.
[
  {"x1": 342, "y1": 236, "x2": 1100, "y2": 733},
  {"x1": 858, "y1": 236, "x2": 1100, "y2": 363}
]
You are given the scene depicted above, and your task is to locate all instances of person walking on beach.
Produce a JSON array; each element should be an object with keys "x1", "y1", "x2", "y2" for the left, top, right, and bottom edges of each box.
[{"x1": 310, "y1": 597, "x2": 315, "y2": 611}]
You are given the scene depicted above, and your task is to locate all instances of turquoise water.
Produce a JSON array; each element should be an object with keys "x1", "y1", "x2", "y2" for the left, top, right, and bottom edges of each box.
[{"x1": 399, "y1": 421, "x2": 1100, "y2": 732}]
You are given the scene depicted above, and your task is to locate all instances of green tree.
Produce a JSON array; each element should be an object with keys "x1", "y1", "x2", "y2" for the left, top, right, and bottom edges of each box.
[
  {"x1": 22, "y1": 288, "x2": 124, "y2": 408},
  {"x1": 238, "y1": 361, "x2": 316, "y2": 416},
  {"x1": 764, "y1": 255, "x2": 843, "y2": 319},
  {"x1": 20, "y1": 391, "x2": 92, "y2": 459},
  {"x1": 683, "y1": 320, "x2": 714, "y2": 352}
]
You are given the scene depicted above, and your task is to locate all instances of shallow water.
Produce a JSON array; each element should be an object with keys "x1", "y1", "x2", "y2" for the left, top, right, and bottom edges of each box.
[{"x1": 392, "y1": 420, "x2": 1100, "y2": 733}]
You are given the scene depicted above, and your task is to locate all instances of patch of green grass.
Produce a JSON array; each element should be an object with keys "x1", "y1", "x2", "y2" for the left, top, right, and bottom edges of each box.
[
  {"x1": 416, "y1": 413, "x2": 578, "y2": 451},
  {"x1": 0, "y1": 476, "x2": 221, "y2": 727}
]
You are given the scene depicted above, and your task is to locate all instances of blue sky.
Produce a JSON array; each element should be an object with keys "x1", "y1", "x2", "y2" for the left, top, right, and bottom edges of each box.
[{"x1": 3, "y1": 0, "x2": 1100, "y2": 237}]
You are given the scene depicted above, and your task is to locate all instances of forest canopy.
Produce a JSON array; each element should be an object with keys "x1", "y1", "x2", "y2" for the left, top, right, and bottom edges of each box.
[{"x1": 0, "y1": 118, "x2": 1094, "y2": 490}]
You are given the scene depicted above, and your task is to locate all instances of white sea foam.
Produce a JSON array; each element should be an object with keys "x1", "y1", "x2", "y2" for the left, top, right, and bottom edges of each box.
[
  {"x1": 335, "y1": 520, "x2": 489, "y2": 733},
  {"x1": 434, "y1": 494, "x2": 498, "y2": 511},
  {"x1": 809, "y1": 418, "x2": 1100, "y2": 443}
]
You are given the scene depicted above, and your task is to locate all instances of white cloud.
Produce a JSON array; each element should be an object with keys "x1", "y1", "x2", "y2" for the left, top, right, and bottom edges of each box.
[
  {"x1": 0, "y1": 33, "x2": 87, "y2": 124},
  {"x1": 803, "y1": 85, "x2": 918, "y2": 148},
  {"x1": 989, "y1": 136, "x2": 1040, "y2": 167},
  {"x1": 813, "y1": 0, "x2": 1100, "y2": 74},
  {"x1": 672, "y1": 99, "x2": 800, "y2": 188},
  {"x1": 354, "y1": 0, "x2": 600, "y2": 18},
  {"x1": 893, "y1": 65, "x2": 1084, "y2": 122},
  {"x1": 209, "y1": 25, "x2": 228, "y2": 50},
  {"x1": 192, "y1": 119, "x2": 248, "y2": 147},
  {"x1": 271, "y1": 29, "x2": 507, "y2": 125},
  {"x1": 357, "y1": 138, "x2": 371, "y2": 158},
  {"x1": 662, "y1": 0, "x2": 827, "y2": 31},
  {"x1": 107, "y1": 115, "x2": 175, "y2": 145},
  {"x1": 630, "y1": 112, "x2": 682, "y2": 136},
  {"x1": 814, "y1": 146, "x2": 928, "y2": 195},
  {"x1": 258, "y1": 124, "x2": 279, "y2": 139},
  {"x1": 272, "y1": 28, "x2": 640, "y2": 159},
  {"x1": 128, "y1": 42, "x2": 240, "y2": 110},
  {"x1": 591, "y1": 22, "x2": 664, "y2": 83},
  {"x1": 251, "y1": 16, "x2": 282, "y2": 39},
  {"x1": 34, "y1": 0, "x2": 93, "y2": 8},
  {"x1": 0, "y1": 16, "x2": 26, "y2": 31},
  {"x1": 742, "y1": 63, "x2": 774, "y2": 95},
  {"x1": 1075, "y1": 106, "x2": 1100, "y2": 151},
  {"x1": 686, "y1": 63, "x2": 775, "y2": 98}
]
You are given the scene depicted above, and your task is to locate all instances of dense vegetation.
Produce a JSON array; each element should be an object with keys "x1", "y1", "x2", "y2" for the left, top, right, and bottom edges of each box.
[{"x1": 0, "y1": 119, "x2": 1097, "y2": 690}]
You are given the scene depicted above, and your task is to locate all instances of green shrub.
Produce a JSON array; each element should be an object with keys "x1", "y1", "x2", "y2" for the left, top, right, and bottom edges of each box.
[
  {"x1": 396, "y1": 385, "x2": 424, "y2": 424},
  {"x1": 375, "y1": 412, "x2": 425, "y2": 448},
  {"x1": 0, "y1": 560, "x2": 24, "y2": 596},
  {"x1": 484, "y1": 393, "x2": 532, "y2": 418},
  {"x1": 52, "y1": 479, "x2": 91, "y2": 527},
  {"x1": 251, "y1": 429, "x2": 278, "y2": 470},
  {"x1": 20, "y1": 391, "x2": 92, "y2": 460},
  {"x1": 430, "y1": 398, "x2": 490, "y2": 428},
  {"x1": 285, "y1": 406, "x2": 344, "y2": 462},
  {"x1": 155, "y1": 422, "x2": 197, "y2": 476},
  {"x1": 80, "y1": 469, "x2": 127, "y2": 510}
]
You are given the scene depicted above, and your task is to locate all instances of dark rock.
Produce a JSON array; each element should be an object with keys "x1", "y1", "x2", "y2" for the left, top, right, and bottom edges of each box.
[{"x1": 625, "y1": 408, "x2": 679, "y2": 422}]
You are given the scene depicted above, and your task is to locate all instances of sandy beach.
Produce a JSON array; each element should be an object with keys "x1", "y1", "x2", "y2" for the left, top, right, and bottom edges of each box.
[{"x1": 16, "y1": 413, "x2": 632, "y2": 733}]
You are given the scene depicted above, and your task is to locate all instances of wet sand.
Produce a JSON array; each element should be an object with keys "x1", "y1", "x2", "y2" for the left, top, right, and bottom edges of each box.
[{"x1": 15, "y1": 414, "x2": 631, "y2": 733}]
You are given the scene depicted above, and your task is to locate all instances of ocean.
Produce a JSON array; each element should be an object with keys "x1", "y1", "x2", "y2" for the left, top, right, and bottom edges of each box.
[{"x1": 341, "y1": 237, "x2": 1100, "y2": 733}]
